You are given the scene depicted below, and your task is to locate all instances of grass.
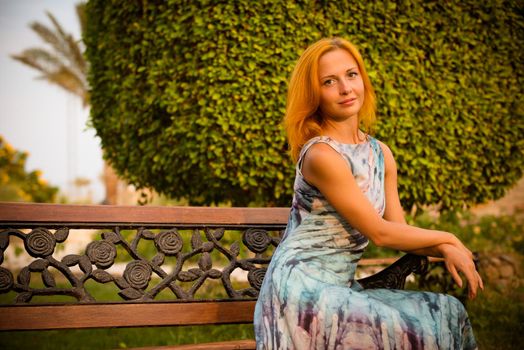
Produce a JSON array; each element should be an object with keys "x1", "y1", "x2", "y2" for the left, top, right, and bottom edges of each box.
[
  {"x1": 467, "y1": 284, "x2": 524, "y2": 350},
  {"x1": 0, "y1": 325, "x2": 255, "y2": 350}
]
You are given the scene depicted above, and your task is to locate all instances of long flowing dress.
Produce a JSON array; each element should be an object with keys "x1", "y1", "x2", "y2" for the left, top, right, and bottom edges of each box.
[{"x1": 254, "y1": 136, "x2": 477, "y2": 350}]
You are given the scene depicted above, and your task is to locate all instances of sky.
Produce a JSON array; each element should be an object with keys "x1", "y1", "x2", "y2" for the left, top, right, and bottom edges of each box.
[{"x1": 0, "y1": 0, "x2": 104, "y2": 203}]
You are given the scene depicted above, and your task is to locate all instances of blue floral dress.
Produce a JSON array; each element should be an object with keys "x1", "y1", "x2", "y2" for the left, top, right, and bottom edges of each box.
[{"x1": 254, "y1": 136, "x2": 477, "y2": 349}]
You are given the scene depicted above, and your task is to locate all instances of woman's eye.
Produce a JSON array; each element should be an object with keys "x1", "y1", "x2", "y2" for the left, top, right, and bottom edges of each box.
[
  {"x1": 323, "y1": 79, "x2": 335, "y2": 86},
  {"x1": 347, "y1": 71, "x2": 358, "y2": 78}
]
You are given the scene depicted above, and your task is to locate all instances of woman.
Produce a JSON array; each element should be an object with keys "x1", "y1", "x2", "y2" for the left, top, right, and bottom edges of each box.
[{"x1": 254, "y1": 37, "x2": 483, "y2": 349}]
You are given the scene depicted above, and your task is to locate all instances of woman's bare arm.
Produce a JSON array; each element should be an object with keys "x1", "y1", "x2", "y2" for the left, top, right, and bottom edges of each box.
[
  {"x1": 301, "y1": 143, "x2": 462, "y2": 251},
  {"x1": 379, "y1": 141, "x2": 449, "y2": 258},
  {"x1": 302, "y1": 142, "x2": 482, "y2": 298}
]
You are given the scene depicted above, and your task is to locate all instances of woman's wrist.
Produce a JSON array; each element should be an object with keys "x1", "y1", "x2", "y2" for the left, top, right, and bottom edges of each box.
[
  {"x1": 438, "y1": 236, "x2": 473, "y2": 260},
  {"x1": 443, "y1": 232, "x2": 461, "y2": 248},
  {"x1": 437, "y1": 243, "x2": 454, "y2": 257}
]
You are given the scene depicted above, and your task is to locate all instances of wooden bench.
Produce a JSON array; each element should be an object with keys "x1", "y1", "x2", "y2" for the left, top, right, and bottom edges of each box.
[{"x1": 0, "y1": 202, "x2": 428, "y2": 349}]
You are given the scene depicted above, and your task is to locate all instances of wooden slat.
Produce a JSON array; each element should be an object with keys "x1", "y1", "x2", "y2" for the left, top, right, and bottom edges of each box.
[
  {"x1": 357, "y1": 257, "x2": 398, "y2": 266},
  {"x1": 0, "y1": 202, "x2": 289, "y2": 226},
  {"x1": 356, "y1": 256, "x2": 446, "y2": 266},
  {"x1": 0, "y1": 300, "x2": 256, "y2": 331},
  {"x1": 128, "y1": 339, "x2": 256, "y2": 350},
  {"x1": 358, "y1": 256, "x2": 443, "y2": 266}
]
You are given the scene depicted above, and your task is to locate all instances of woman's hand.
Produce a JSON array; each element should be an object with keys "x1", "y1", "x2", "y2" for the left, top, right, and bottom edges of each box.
[
  {"x1": 439, "y1": 244, "x2": 484, "y2": 299},
  {"x1": 448, "y1": 236, "x2": 474, "y2": 260}
]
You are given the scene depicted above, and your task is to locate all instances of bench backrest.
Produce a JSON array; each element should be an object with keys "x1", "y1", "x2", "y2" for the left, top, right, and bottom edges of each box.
[{"x1": 0, "y1": 202, "x2": 289, "y2": 330}]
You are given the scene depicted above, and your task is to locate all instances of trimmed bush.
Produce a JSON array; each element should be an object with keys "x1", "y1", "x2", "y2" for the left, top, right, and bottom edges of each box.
[{"x1": 85, "y1": 0, "x2": 523, "y2": 208}]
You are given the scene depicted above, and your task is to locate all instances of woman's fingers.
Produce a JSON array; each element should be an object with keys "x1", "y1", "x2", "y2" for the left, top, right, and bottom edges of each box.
[
  {"x1": 442, "y1": 244, "x2": 483, "y2": 299},
  {"x1": 464, "y1": 269, "x2": 478, "y2": 299},
  {"x1": 460, "y1": 260, "x2": 482, "y2": 299},
  {"x1": 477, "y1": 270, "x2": 484, "y2": 291},
  {"x1": 445, "y1": 261, "x2": 463, "y2": 288}
]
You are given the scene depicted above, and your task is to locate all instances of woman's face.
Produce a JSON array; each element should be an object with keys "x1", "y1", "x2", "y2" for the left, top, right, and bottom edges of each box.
[{"x1": 317, "y1": 49, "x2": 364, "y2": 122}]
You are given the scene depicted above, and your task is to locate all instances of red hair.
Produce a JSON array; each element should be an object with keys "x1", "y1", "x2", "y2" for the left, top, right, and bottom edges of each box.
[{"x1": 284, "y1": 38, "x2": 377, "y2": 162}]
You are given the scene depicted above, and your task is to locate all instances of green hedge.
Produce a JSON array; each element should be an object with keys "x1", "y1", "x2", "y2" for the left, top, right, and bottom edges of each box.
[{"x1": 85, "y1": 0, "x2": 523, "y2": 208}]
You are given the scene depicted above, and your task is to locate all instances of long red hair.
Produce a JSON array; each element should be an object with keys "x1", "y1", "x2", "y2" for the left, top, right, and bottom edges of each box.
[{"x1": 284, "y1": 37, "x2": 377, "y2": 162}]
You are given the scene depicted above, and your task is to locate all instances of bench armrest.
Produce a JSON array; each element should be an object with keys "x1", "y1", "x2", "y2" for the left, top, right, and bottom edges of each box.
[{"x1": 357, "y1": 254, "x2": 429, "y2": 290}]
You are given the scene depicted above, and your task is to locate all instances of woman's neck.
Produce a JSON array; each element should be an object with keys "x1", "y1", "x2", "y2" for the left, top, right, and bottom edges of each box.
[{"x1": 321, "y1": 118, "x2": 365, "y2": 144}]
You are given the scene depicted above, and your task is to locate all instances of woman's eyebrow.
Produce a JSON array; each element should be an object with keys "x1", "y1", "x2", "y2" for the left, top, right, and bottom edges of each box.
[
  {"x1": 320, "y1": 74, "x2": 337, "y2": 80},
  {"x1": 320, "y1": 66, "x2": 358, "y2": 80}
]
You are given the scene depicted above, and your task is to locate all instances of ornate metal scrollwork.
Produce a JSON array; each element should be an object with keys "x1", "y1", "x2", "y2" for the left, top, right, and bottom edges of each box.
[
  {"x1": 0, "y1": 226, "x2": 283, "y2": 303},
  {"x1": 86, "y1": 240, "x2": 117, "y2": 268},
  {"x1": 242, "y1": 228, "x2": 273, "y2": 253},
  {"x1": 1, "y1": 224, "x2": 443, "y2": 304},
  {"x1": 247, "y1": 268, "x2": 266, "y2": 290},
  {"x1": 0, "y1": 267, "x2": 14, "y2": 293},
  {"x1": 357, "y1": 254, "x2": 429, "y2": 290}
]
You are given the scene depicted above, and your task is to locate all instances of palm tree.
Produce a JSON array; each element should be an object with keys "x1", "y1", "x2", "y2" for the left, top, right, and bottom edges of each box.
[
  {"x1": 10, "y1": 3, "x2": 127, "y2": 204},
  {"x1": 11, "y1": 3, "x2": 89, "y2": 107}
]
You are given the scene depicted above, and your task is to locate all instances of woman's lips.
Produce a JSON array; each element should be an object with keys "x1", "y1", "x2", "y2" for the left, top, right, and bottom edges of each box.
[{"x1": 339, "y1": 98, "x2": 356, "y2": 106}]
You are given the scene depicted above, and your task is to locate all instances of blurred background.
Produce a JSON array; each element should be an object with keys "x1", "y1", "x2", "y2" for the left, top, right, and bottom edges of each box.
[{"x1": 0, "y1": 0, "x2": 104, "y2": 203}]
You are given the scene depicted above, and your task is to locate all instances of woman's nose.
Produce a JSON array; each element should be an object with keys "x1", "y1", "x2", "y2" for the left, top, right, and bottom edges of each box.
[{"x1": 339, "y1": 80, "x2": 352, "y2": 95}]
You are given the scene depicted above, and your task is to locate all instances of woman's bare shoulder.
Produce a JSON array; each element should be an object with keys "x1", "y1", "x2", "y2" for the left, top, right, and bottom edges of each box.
[
  {"x1": 304, "y1": 142, "x2": 339, "y2": 159},
  {"x1": 303, "y1": 142, "x2": 345, "y2": 170},
  {"x1": 302, "y1": 142, "x2": 353, "y2": 185}
]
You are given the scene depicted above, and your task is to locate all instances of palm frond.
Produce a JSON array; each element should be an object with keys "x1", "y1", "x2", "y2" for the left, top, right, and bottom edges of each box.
[
  {"x1": 42, "y1": 66, "x2": 87, "y2": 101},
  {"x1": 72, "y1": 2, "x2": 88, "y2": 75},
  {"x1": 12, "y1": 6, "x2": 90, "y2": 107},
  {"x1": 10, "y1": 53, "x2": 51, "y2": 75},
  {"x1": 45, "y1": 11, "x2": 87, "y2": 79},
  {"x1": 31, "y1": 17, "x2": 77, "y2": 71},
  {"x1": 29, "y1": 22, "x2": 66, "y2": 59},
  {"x1": 12, "y1": 48, "x2": 64, "y2": 72},
  {"x1": 12, "y1": 50, "x2": 88, "y2": 104},
  {"x1": 45, "y1": 11, "x2": 68, "y2": 44},
  {"x1": 66, "y1": 35, "x2": 87, "y2": 75},
  {"x1": 76, "y1": 3, "x2": 87, "y2": 38}
]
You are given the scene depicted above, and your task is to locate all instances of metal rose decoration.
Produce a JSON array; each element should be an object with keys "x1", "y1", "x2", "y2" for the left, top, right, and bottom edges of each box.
[
  {"x1": 0, "y1": 266, "x2": 14, "y2": 293},
  {"x1": 0, "y1": 222, "x2": 288, "y2": 302},
  {"x1": 24, "y1": 228, "x2": 56, "y2": 258},
  {"x1": 242, "y1": 228, "x2": 271, "y2": 253},
  {"x1": 154, "y1": 229, "x2": 183, "y2": 255},
  {"x1": 86, "y1": 241, "x2": 117, "y2": 268},
  {"x1": 248, "y1": 268, "x2": 266, "y2": 290},
  {"x1": 124, "y1": 261, "x2": 152, "y2": 290}
]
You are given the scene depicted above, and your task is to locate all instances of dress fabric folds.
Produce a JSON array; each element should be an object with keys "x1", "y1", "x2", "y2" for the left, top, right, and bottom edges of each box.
[{"x1": 254, "y1": 136, "x2": 477, "y2": 350}]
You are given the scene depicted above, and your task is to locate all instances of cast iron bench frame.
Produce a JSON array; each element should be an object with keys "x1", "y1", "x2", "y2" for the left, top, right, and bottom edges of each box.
[{"x1": 0, "y1": 202, "x2": 428, "y2": 350}]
